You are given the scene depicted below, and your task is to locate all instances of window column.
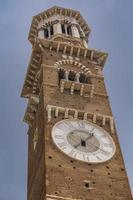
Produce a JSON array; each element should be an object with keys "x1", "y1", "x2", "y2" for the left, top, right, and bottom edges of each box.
[
  {"x1": 71, "y1": 24, "x2": 80, "y2": 38},
  {"x1": 83, "y1": 39, "x2": 88, "y2": 48},
  {"x1": 64, "y1": 24, "x2": 68, "y2": 34},
  {"x1": 38, "y1": 28, "x2": 44, "y2": 39},
  {"x1": 53, "y1": 21, "x2": 62, "y2": 34},
  {"x1": 48, "y1": 26, "x2": 51, "y2": 37}
]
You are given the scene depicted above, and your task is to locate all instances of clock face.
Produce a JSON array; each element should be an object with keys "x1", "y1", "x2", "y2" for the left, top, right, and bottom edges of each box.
[{"x1": 52, "y1": 119, "x2": 116, "y2": 163}]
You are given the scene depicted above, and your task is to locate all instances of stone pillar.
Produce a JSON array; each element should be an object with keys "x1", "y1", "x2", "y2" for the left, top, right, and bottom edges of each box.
[
  {"x1": 38, "y1": 29, "x2": 44, "y2": 39},
  {"x1": 64, "y1": 24, "x2": 68, "y2": 34},
  {"x1": 53, "y1": 21, "x2": 62, "y2": 34},
  {"x1": 75, "y1": 73, "x2": 80, "y2": 82},
  {"x1": 65, "y1": 70, "x2": 69, "y2": 81},
  {"x1": 71, "y1": 24, "x2": 80, "y2": 38},
  {"x1": 83, "y1": 39, "x2": 88, "y2": 48},
  {"x1": 48, "y1": 26, "x2": 51, "y2": 37}
]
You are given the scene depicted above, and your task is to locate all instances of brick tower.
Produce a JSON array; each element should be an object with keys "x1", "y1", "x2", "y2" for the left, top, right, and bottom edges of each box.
[{"x1": 21, "y1": 6, "x2": 132, "y2": 200}]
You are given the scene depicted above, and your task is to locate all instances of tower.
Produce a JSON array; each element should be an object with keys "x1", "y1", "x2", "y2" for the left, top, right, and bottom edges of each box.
[{"x1": 21, "y1": 6, "x2": 132, "y2": 200}]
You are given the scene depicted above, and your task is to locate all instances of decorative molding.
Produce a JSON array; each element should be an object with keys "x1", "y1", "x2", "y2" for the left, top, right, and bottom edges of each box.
[
  {"x1": 21, "y1": 51, "x2": 41, "y2": 98},
  {"x1": 32, "y1": 70, "x2": 41, "y2": 95},
  {"x1": 38, "y1": 39, "x2": 108, "y2": 68},
  {"x1": 28, "y1": 6, "x2": 91, "y2": 44},
  {"x1": 46, "y1": 194, "x2": 81, "y2": 200},
  {"x1": 48, "y1": 33, "x2": 84, "y2": 47},
  {"x1": 54, "y1": 59, "x2": 92, "y2": 75},
  {"x1": 42, "y1": 64, "x2": 104, "y2": 80},
  {"x1": 23, "y1": 95, "x2": 39, "y2": 126},
  {"x1": 21, "y1": 38, "x2": 107, "y2": 98},
  {"x1": 46, "y1": 105, "x2": 114, "y2": 134}
]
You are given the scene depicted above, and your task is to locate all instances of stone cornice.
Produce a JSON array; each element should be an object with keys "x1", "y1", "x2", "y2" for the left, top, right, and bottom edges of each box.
[
  {"x1": 38, "y1": 38, "x2": 108, "y2": 67},
  {"x1": 46, "y1": 194, "x2": 81, "y2": 200},
  {"x1": 21, "y1": 38, "x2": 108, "y2": 98},
  {"x1": 21, "y1": 48, "x2": 41, "y2": 98},
  {"x1": 23, "y1": 95, "x2": 39, "y2": 127},
  {"x1": 28, "y1": 6, "x2": 91, "y2": 44}
]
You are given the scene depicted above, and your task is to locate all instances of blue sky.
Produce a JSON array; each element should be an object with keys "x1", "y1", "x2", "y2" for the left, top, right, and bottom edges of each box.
[{"x1": 0, "y1": 0, "x2": 133, "y2": 199}]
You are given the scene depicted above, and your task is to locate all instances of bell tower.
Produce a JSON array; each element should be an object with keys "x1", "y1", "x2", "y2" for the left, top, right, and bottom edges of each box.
[{"x1": 21, "y1": 6, "x2": 132, "y2": 200}]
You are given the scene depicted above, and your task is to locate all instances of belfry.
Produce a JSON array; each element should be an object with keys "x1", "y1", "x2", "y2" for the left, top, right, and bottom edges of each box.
[{"x1": 21, "y1": 6, "x2": 132, "y2": 200}]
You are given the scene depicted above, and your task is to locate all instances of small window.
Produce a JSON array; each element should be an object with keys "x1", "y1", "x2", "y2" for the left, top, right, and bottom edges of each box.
[
  {"x1": 83, "y1": 180, "x2": 91, "y2": 189},
  {"x1": 79, "y1": 73, "x2": 86, "y2": 83},
  {"x1": 44, "y1": 29, "x2": 49, "y2": 38},
  {"x1": 50, "y1": 25, "x2": 54, "y2": 36},
  {"x1": 85, "y1": 182, "x2": 90, "y2": 188},
  {"x1": 68, "y1": 71, "x2": 76, "y2": 81},
  {"x1": 67, "y1": 25, "x2": 72, "y2": 35},
  {"x1": 58, "y1": 68, "x2": 65, "y2": 80},
  {"x1": 61, "y1": 24, "x2": 65, "y2": 34}
]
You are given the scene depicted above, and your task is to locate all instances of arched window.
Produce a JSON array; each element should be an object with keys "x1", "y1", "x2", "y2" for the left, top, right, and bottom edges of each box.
[
  {"x1": 67, "y1": 25, "x2": 72, "y2": 36},
  {"x1": 61, "y1": 24, "x2": 65, "y2": 34},
  {"x1": 58, "y1": 68, "x2": 65, "y2": 80},
  {"x1": 50, "y1": 25, "x2": 54, "y2": 36},
  {"x1": 44, "y1": 28, "x2": 49, "y2": 38},
  {"x1": 68, "y1": 71, "x2": 76, "y2": 81},
  {"x1": 79, "y1": 73, "x2": 86, "y2": 83}
]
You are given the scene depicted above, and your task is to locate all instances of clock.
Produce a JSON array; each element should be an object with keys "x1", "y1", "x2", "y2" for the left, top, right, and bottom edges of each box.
[{"x1": 52, "y1": 119, "x2": 116, "y2": 163}]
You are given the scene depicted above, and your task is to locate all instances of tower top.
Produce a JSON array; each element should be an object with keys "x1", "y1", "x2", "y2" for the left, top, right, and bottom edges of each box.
[
  {"x1": 21, "y1": 6, "x2": 108, "y2": 99},
  {"x1": 28, "y1": 6, "x2": 91, "y2": 44}
]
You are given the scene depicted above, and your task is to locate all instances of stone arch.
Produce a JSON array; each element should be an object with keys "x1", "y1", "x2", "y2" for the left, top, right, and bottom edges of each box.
[
  {"x1": 55, "y1": 59, "x2": 92, "y2": 84},
  {"x1": 54, "y1": 59, "x2": 91, "y2": 75}
]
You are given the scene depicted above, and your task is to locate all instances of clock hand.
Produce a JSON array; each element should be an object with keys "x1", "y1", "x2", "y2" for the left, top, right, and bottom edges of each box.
[
  {"x1": 86, "y1": 133, "x2": 94, "y2": 140},
  {"x1": 71, "y1": 129, "x2": 94, "y2": 148},
  {"x1": 81, "y1": 139, "x2": 86, "y2": 147},
  {"x1": 81, "y1": 127, "x2": 95, "y2": 142},
  {"x1": 87, "y1": 140, "x2": 110, "y2": 156},
  {"x1": 81, "y1": 133, "x2": 94, "y2": 147},
  {"x1": 88, "y1": 127, "x2": 95, "y2": 135},
  {"x1": 74, "y1": 133, "x2": 93, "y2": 148},
  {"x1": 74, "y1": 142, "x2": 81, "y2": 148},
  {"x1": 70, "y1": 131, "x2": 85, "y2": 148},
  {"x1": 70, "y1": 132, "x2": 81, "y2": 146}
]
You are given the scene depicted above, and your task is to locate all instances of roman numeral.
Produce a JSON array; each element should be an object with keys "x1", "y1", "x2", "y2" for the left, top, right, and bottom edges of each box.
[
  {"x1": 100, "y1": 149, "x2": 110, "y2": 157},
  {"x1": 99, "y1": 135, "x2": 107, "y2": 138},
  {"x1": 102, "y1": 143, "x2": 112, "y2": 148},
  {"x1": 92, "y1": 152, "x2": 102, "y2": 161},
  {"x1": 64, "y1": 121, "x2": 75, "y2": 130},
  {"x1": 68, "y1": 149, "x2": 77, "y2": 158},
  {"x1": 77, "y1": 121, "x2": 85, "y2": 130},
  {"x1": 57, "y1": 141, "x2": 67, "y2": 150},
  {"x1": 95, "y1": 155, "x2": 102, "y2": 161},
  {"x1": 54, "y1": 134, "x2": 64, "y2": 139},
  {"x1": 82, "y1": 154, "x2": 90, "y2": 162}
]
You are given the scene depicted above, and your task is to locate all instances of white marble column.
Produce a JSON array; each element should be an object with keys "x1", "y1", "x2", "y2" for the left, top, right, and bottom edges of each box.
[
  {"x1": 71, "y1": 24, "x2": 80, "y2": 38},
  {"x1": 64, "y1": 24, "x2": 68, "y2": 34},
  {"x1": 53, "y1": 22, "x2": 62, "y2": 34},
  {"x1": 48, "y1": 26, "x2": 51, "y2": 37},
  {"x1": 65, "y1": 70, "x2": 69, "y2": 81},
  {"x1": 75, "y1": 73, "x2": 80, "y2": 82},
  {"x1": 38, "y1": 29, "x2": 44, "y2": 39},
  {"x1": 83, "y1": 39, "x2": 88, "y2": 48}
]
